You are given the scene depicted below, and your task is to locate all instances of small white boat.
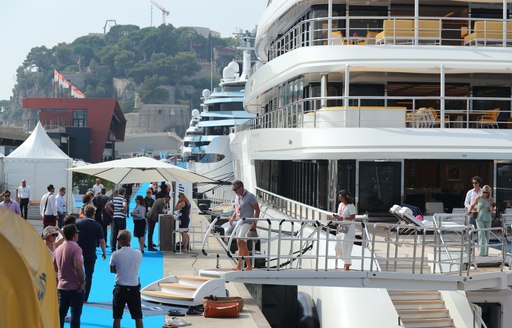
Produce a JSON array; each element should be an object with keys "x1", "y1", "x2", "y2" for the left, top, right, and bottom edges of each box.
[{"x1": 141, "y1": 274, "x2": 226, "y2": 306}]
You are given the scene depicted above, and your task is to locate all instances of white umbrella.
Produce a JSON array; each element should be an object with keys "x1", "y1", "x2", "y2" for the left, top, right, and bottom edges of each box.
[{"x1": 68, "y1": 156, "x2": 216, "y2": 184}]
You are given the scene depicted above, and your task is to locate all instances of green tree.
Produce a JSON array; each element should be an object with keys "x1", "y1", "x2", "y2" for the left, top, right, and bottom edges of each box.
[
  {"x1": 139, "y1": 75, "x2": 169, "y2": 104},
  {"x1": 113, "y1": 50, "x2": 135, "y2": 77}
]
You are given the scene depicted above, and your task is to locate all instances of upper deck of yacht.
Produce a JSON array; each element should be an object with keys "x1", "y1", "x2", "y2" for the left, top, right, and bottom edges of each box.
[
  {"x1": 241, "y1": 3, "x2": 512, "y2": 131},
  {"x1": 257, "y1": 0, "x2": 512, "y2": 62}
]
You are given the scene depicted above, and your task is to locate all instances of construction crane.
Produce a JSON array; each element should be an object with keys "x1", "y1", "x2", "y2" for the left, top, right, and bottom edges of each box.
[{"x1": 150, "y1": 0, "x2": 170, "y2": 26}]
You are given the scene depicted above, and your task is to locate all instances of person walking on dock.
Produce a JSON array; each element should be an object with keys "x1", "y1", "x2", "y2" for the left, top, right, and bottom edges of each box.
[
  {"x1": 17, "y1": 179, "x2": 31, "y2": 219},
  {"x1": 229, "y1": 180, "x2": 260, "y2": 271}
]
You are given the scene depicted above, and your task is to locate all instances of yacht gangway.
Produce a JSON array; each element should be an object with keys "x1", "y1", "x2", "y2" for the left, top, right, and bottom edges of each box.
[{"x1": 198, "y1": 188, "x2": 512, "y2": 293}]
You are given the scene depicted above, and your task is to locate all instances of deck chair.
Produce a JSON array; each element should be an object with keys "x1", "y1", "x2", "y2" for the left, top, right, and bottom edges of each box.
[
  {"x1": 399, "y1": 207, "x2": 466, "y2": 231},
  {"x1": 390, "y1": 205, "x2": 465, "y2": 231}
]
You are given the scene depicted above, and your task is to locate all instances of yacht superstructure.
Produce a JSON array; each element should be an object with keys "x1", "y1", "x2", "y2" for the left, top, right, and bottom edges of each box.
[{"x1": 228, "y1": 0, "x2": 512, "y2": 326}]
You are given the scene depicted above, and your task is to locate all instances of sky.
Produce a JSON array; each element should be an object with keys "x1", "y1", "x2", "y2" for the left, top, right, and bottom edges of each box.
[{"x1": 0, "y1": 0, "x2": 267, "y2": 100}]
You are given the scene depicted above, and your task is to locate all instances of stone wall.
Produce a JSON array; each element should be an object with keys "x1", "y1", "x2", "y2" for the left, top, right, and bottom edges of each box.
[{"x1": 125, "y1": 103, "x2": 190, "y2": 137}]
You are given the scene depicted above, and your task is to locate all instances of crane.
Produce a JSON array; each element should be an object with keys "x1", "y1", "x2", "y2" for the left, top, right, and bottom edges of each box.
[{"x1": 150, "y1": 0, "x2": 170, "y2": 26}]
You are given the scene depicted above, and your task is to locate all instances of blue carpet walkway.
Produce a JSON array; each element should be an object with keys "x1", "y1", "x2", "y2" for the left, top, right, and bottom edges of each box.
[{"x1": 71, "y1": 183, "x2": 170, "y2": 328}]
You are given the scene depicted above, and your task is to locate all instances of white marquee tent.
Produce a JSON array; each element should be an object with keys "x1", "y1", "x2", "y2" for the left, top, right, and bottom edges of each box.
[{"x1": 3, "y1": 122, "x2": 73, "y2": 208}]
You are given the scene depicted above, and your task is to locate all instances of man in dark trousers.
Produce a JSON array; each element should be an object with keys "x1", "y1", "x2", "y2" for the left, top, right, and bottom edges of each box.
[
  {"x1": 93, "y1": 187, "x2": 110, "y2": 244},
  {"x1": 106, "y1": 188, "x2": 127, "y2": 252},
  {"x1": 122, "y1": 183, "x2": 133, "y2": 213},
  {"x1": 110, "y1": 229, "x2": 143, "y2": 328},
  {"x1": 77, "y1": 204, "x2": 107, "y2": 302},
  {"x1": 146, "y1": 193, "x2": 170, "y2": 251}
]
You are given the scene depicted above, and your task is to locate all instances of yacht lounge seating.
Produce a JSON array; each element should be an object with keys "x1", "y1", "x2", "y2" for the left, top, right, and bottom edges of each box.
[
  {"x1": 418, "y1": 19, "x2": 442, "y2": 44},
  {"x1": 330, "y1": 31, "x2": 346, "y2": 45},
  {"x1": 464, "y1": 21, "x2": 512, "y2": 46},
  {"x1": 478, "y1": 107, "x2": 500, "y2": 128},
  {"x1": 375, "y1": 19, "x2": 414, "y2": 44}
]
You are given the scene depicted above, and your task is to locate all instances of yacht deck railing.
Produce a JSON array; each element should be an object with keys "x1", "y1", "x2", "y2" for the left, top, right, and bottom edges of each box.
[
  {"x1": 235, "y1": 96, "x2": 511, "y2": 132},
  {"x1": 267, "y1": 15, "x2": 512, "y2": 61}
]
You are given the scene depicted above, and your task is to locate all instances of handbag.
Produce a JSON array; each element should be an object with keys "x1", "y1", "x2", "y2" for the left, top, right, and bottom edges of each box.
[
  {"x1": 203, "y1": 295, "x2": 243, "y2": 318},
  {"x1": 337, "y1": 223, "x2": 348, "y2": 234}
]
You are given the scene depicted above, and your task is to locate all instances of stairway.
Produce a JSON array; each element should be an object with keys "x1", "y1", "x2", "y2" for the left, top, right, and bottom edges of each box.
[
  {"x1": 389, "y1": 290, "x2": 455, "y2": 328},
  {"x1": 141, "y1": 274, "x2": 226, "y2": 306}
]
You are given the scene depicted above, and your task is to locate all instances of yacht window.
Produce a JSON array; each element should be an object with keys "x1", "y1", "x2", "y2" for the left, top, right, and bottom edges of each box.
[
  {"x1": 359, "y1": 161, "x2": 402, "y2": 216},
  {"x1": 348, "y1": 5, "x2": 387, "y2": 37}
]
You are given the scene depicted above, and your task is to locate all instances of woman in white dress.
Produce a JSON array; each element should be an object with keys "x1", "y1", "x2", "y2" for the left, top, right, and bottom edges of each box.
[{"x1": 335, "y1": 190, "x2": 356, "y2": 271}]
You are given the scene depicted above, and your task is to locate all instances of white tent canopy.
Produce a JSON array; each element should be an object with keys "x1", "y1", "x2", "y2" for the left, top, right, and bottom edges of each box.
[{"x1": 4, "y1": 122, "x2": 73, "y2": 208}]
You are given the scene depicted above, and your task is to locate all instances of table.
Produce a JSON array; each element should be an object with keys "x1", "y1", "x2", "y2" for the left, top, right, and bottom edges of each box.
[
  {"x1": 347, "y1": 36, "x2": 366, "y2": 45},
  {"x1": 444, "y1": 110, "x2": 485, "y2": 128}
]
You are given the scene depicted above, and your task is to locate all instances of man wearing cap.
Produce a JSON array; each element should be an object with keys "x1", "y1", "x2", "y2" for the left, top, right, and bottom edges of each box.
[
  {"x1": 77, "y1": 204, "x2": 107, "y2": 303},
  {"x1": 17, "y1": 179, "x2": 31, "y2": 219},
  {"x1": 0, "y1": 190, "x2": 21, "y2": 215},
  {"x1": 54, "y1": 224, "x2": 85, "y2": 328},
  {"x1": 41, "y1": 184, "x2": 58, "y2": 227},
  {"x1": 110, "y1": 230, "x2": 143, "y2": 328},
  {"x1": 42, "y1": 225, "x2": 62, "y2": 260},
  {"x1": 146, "y1": 193, "x2": 170, "y2": 251}
]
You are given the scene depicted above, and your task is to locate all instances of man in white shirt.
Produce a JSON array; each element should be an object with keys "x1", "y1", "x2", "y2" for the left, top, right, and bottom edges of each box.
[
  {"x1": 40, "y1": 184, "x2": 58, "y2": 227},
  {"x1": 110, "y1": 230, "x2": 143, "y2": 328},
  {"x1": 18, "y1": 179, "x2": 31, "y2": 220},
  {"x1": 92, "y1": 179, "x2": 104, "y2": 196},
  {"x1": 464, "y1": 176, "x2": 482, "y2": 227}
]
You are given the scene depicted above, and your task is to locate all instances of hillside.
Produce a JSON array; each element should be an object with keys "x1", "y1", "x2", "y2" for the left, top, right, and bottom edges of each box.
[{"x1": 4, "y1": 24, "x2": 244, "y2": 131}]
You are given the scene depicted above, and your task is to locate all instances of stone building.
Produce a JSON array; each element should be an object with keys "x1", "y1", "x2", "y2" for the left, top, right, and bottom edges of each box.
[{"x1": 124, "y1": 103, "x2": 190, "y2": 137}]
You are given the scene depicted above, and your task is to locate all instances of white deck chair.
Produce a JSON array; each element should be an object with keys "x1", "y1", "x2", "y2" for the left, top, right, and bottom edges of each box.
[
  {"x1": 399, "y1": 207, "x2": 466, "y2": 231},
  {"x1": 389, "y1": 204, "x2": 403, "y2": 221}
]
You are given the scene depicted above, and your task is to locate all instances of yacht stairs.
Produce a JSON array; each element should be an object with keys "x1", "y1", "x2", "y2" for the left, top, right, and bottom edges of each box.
[
  {"x1": 140, "y1": 275, "x2": 226, "y2": 306},
  {"x1": 390, "y1": 290, "x2": 454, "y2": 328}
]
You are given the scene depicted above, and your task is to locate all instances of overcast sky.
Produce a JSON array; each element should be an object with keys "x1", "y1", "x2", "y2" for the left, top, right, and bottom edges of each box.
[{"x1": 0, "y1": 0, "x2": 267, "y2": 100}]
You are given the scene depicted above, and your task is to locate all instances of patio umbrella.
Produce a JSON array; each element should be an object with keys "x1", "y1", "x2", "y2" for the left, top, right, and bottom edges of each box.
[{"x1": 68, "y1": 156, "x2": 216, "y2": 184}]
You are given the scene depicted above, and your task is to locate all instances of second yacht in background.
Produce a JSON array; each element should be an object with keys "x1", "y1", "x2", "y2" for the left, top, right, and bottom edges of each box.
[{"x1": 178, "y1": 33, "x2": 256, "y2": 204}]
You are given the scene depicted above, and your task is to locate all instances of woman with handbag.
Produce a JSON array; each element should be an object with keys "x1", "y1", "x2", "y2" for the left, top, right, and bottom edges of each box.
[
  {"x1": 466, "y1": 185, "x2": 495, "y2": 257},
  {"x1": 175, "y1": 193, "x2": 191, "y2": 251},
  {"x1": 334, "y1": 190, "x2": 356, "y2": 271}
]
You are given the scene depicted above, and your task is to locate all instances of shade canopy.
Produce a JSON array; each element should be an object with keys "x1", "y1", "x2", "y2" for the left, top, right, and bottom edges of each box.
[{"x1": 68, "y1": 156, "x2": 216, "y2": 184}]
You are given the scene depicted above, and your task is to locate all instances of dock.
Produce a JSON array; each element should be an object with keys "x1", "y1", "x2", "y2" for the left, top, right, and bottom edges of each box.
[{"x1": 28, "y1": 207, "x2": 271, "y2": 328}]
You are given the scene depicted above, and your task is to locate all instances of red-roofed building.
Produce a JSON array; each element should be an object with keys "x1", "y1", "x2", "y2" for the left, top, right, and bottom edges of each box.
[{"x1": 22, "y1": 98, "x2": 127, "y2": 163}]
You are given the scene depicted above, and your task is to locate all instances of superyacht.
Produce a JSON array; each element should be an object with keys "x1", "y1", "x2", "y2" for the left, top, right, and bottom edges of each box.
[{"x1": 225, "y1": 0, "x2": 512, "y2": 327}]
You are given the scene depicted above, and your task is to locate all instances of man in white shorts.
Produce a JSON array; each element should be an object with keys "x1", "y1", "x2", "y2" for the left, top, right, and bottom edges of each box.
[{"x1": 229, "y1": 180, "x2": 260, "y2": 271}]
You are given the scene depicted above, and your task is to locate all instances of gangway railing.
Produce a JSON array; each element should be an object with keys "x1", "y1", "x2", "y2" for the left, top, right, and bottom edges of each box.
[
  {"x1": 199, "y1": 188, "x2": 508, "y2": 289},
  {"x1": 202, "y1": 217, "x2": 506, "y2": 278}
]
